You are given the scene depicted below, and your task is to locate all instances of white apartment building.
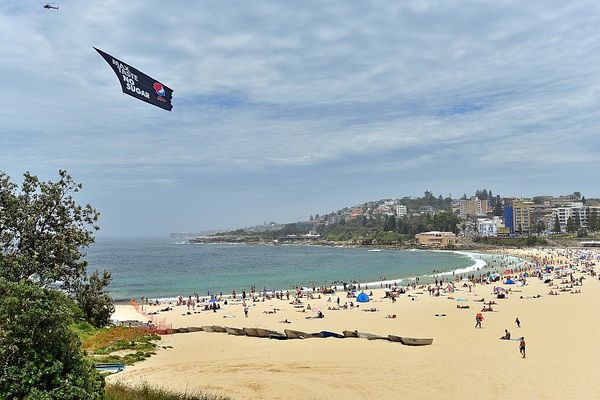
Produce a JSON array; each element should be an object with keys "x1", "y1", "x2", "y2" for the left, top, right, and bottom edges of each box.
[
  {"x1": 552, "y1": 203, "x2": 600, "y2": 231},
  {"x1": 477, "y1": 217, "x2": 504, "y2": 237},
  {"x1": 395, "y1": 205, "x2": 407, "y2": 217}
]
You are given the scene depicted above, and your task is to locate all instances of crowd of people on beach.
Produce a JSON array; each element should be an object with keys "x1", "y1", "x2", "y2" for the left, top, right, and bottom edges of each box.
[{"x1": 130, "y1": 247, "x2": 599, "y2": 359}]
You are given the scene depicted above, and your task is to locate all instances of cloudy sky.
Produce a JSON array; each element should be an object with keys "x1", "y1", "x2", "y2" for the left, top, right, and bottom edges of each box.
[{"x1": 1, "y1": 1, "x2": 599, "y2": 236}]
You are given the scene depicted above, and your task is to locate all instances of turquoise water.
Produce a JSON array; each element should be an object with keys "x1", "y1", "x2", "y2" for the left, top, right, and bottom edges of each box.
[{"x1": 86, "y1": 238, "x2": 477, "y2": 300}]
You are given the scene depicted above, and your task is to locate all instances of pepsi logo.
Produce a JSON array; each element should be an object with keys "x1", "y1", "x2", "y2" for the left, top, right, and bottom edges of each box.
[{"x1": 153, "y1": 82, "x2": 166, "y2": 97}]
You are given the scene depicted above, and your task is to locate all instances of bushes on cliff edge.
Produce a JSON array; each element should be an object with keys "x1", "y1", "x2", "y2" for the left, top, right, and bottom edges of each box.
[{"x1": 0, "y1": 279, "x2": 104, "y2": 399}]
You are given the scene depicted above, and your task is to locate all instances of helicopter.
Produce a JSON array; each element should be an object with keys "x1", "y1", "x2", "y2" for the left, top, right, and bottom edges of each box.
[{"x1": 43, "y1": 3, "x2": 59, "y2": 10}]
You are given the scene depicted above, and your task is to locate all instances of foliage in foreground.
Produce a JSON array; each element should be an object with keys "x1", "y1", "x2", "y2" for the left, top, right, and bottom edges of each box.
[
  {"x1": 0, "y1": 170, "x2": 99, "y2": 289},
  {"x1": 0, "y1": 170, "x2": 114, "y2": 328},
  {"x1": 82, "y1": 326, "x2": 162, "y2": 365},
  {"x1": 104, "y1": 382, "x2": 231, "y2": 400},
  {"x1": 76, "y1": 270, "x2": 116, "y2": 328},
  {"x1": 0, "y1": 279, "x2": 104, "y2": 399}
]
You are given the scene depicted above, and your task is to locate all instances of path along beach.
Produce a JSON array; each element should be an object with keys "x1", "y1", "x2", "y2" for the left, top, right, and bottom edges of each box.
[{"x1": 108, "y1": 247, "x2": 600, "y2": 399}]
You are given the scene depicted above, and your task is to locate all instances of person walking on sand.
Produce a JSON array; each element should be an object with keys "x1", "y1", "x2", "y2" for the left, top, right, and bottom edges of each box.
[
  {"x1": 244, "y1": 305, "x2": 249, "y2": 318},
  {"x1": 475, "y1": 313, "x2": 483, "y2": 328},
  {"x1": 515, "y1": 317, "x2": 521, "y2": 328},
  {"x1": 519, "y1": 337, "x2": 526, "y2": 358}
]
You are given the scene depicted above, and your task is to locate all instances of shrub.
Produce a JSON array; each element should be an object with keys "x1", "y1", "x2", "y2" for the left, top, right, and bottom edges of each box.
[
  {"x1": 104, "y1": 382, "x2": 231, "y2": 400},
  {"x1": 0, "y1": 279, "x2": 104, "y2": 399}
]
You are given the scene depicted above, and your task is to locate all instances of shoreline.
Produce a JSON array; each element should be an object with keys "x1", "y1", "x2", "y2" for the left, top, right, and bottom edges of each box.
[
  {"x1": 113, "y1": 247, "x2": 497, "y2": 304},
  {"x1": 109, "y1": 245, "x2": 600, "y2": 399}
]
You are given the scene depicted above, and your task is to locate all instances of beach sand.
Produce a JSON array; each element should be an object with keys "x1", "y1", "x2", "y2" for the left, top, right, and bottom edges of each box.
[{"x1": 108, "y1": 248, "x2": 600, "y2": 399}]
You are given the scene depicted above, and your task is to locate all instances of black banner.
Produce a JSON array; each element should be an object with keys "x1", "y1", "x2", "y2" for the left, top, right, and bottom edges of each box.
[{"x1": 94, "y1": 47, "x2": 173, "y2": 111}]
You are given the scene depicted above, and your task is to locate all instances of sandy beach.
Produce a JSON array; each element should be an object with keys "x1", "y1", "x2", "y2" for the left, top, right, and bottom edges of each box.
[{"x1": 108, "y1": 247, "x2": 600, "y2": 399}]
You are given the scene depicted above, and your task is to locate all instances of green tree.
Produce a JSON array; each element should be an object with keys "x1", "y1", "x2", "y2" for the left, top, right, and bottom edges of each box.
[
  {"x1": 0, "y1": 171, "x2": 113, "y2": 398},
  {"x1": 536, "y1": 220, "x2": 545, "y2": 235},
  {"x1": 75, "y1": 271, "x2": 115, "y2": 328},
  {"x1": 572, "y1": 210, "x2": 581, "y2": 231},
  {"x1": 0, "y1": 170, "x2": 99, "y2": 289},
  {"x1": 589, "y1": 209, "x2": 599, "y2": 232},
  {"x1": 421, "y1": 190, "x2": 435, "y2": 207},
  {"x1": 0, "y1": 171, "x2": 114, "y2": 325},
  {"x1": 387, "y1": 215, "x2": 396, "y2": 231},
  {"x1": 566, "y1": 216, "x2": 576, "y2": 233},
  {"x1": 553, "y1": 215, "x2": 561, "y2": 233},
  {"x1": 493, "y1": 202, "x2": 503, "y2": 217},
  {"x1": 0, "y1": 279, "x2": 104, "y2": 399},
  {"x1": 432, "y1": 212, "x2": 460, "y2": 233}
]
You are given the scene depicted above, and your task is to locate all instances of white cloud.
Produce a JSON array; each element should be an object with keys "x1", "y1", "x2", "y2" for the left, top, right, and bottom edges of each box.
[{"x1": 1, "y1": 0, "x2": 600, "y2": 233}]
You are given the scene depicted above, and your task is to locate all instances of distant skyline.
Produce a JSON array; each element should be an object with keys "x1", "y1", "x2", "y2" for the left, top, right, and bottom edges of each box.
[{"x1": 2, "y1": 1, "x2": 600, "y2": 237}]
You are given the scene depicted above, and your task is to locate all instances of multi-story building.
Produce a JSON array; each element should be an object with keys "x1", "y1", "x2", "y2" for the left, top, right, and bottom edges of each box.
[
  {"x1": 477, "y1": 217, "x2": 504, "y2": 237},
  {"x1": 419, "y1": 206, "x2": 435, "y2": 216},
  {"x1": 415, "y1": 231, "x2": 457, "y2": 247},
  {"x1": 552, "y1": 203, "x2": 600, "y2": 231},
  {"x1": 531, "y1": 204, "x2": 553, "y2": 232},
  {"x1": 512, "y1": 199, "x2": 534, "y2": 233},
  {"x1": 459, "y1": 197, "x2": 490, "y2": 218},
  {"x1": 375, "y1": 204, "x2": 394, "y2": 216},
  {"x1": 503, "y1": 199, "x2": 534, "y2": 233},
  {"x1": 451, "y1": 200, "x2": 461, "y2": 215},
  {"x1": 395, "y1": 205, "x2": 407, "y2": 217},
  {"x1": 503, "y1": 204, "x2": 514, "y2": 233},
  {"x1": 326, "y1": 214, "x2": 343, "y2": 225}
]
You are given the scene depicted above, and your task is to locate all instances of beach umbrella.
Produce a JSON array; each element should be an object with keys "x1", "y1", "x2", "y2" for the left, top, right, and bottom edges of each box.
[
  {"x1": 456, "y1": 298, "x2": 468, "y2": 302},
  {"x1": 488, "y1": 273, "x2": 500, "y2": 281},
  {"x1": 494, "y1": 287, "x2": 506, "y2": 292},
  {"x1": 503, "y1": 269, "x2": 513, "y2": 275},
  {"x1": 505, "y1": 279, "x2": 516, "y2": 285},
  {"x1": 208, "y1": 298, "x2": 218, "y2": 303}
]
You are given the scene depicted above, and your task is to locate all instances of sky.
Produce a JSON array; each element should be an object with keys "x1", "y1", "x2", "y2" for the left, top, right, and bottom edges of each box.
[{"x1": 1, "y1": 1, "x2": 600, "y2": 237}]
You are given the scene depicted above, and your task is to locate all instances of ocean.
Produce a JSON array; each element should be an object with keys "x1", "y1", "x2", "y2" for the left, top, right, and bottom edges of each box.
[{"x1": 86, "y1": 238, "x2": 490, "y2": 301}]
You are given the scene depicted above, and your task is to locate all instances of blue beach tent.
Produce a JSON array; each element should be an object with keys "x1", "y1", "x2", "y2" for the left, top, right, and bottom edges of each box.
[
  {"x1": 356, "y1": 292, "x2": 370, "y2": 303},
  {"x1": 505, "y1": 279, "x2": 516, "y2": 285}
]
